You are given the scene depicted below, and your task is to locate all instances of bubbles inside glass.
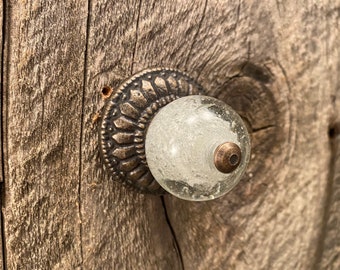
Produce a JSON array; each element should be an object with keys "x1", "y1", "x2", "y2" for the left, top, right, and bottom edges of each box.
[{"x1": 145, "y1": 95, "x2": 251, "y2": 201}]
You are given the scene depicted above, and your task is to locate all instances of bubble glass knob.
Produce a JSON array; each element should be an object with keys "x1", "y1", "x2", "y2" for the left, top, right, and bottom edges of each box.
[{"x1": 145, "y1": 95, "x2": 251, "y2": 201}]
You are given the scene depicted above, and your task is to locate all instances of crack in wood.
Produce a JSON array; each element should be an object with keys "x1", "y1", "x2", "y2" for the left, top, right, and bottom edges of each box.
[
  {"x1": 252, "y1": 125, "x2": 275, "y2": 133},
  {"x1": 131, "y1": 0, "x2": 142, "y2": 75},
  {"x1": 161, "y1": 196, "x2": 184, "y2": 270},
  {"x1": 1, "y1": 0, "x2": 7, "y2": 268},
  {"x1": 77, "y1": 0, "x2": 93, "y2": 268},
  {"x1": 0, "y1": 2, "x2": 5, "y2": 184},
  {"x1": 312, "y1": 123, "x2": 339, "y2": 270},
  {"x1": 0, "y1": 208, "x2": 5, "y2": 270}
]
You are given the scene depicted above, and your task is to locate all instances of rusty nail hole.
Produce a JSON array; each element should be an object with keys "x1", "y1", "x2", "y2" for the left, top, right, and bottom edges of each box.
[{"x1": 101, "y1": 86, "x2": 113, "y2": 99}]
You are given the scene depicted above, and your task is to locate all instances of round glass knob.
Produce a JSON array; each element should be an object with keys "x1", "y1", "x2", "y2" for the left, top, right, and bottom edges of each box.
[{"x1": 145, "y1": 95, "x2": 251, "y2": 201}]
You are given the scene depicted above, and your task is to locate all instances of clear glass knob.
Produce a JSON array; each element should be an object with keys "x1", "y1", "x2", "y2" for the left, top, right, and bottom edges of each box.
[{"x1": 145, "y1": 95, "x2": 251, "y2": 201}]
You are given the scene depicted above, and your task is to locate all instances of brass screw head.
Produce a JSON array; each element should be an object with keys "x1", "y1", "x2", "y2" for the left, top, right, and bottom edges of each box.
[{"x1": 214, "y1": 142, "x2": 242, "y2": 173}]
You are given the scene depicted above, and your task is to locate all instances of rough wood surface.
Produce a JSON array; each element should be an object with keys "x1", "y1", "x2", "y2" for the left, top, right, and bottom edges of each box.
[
  {"x1": 1, "y1": 0, "x2": 339, "y2": 269},
  {"x1": 319, "y1": 124, "x2": 340, "y2": 270},
  {"x1": 164, "y1": 2, "x2": 340, "y2": 269},
  {"x1": 0, "y1": 0, "x2": 3, "y2": 184},
  {"x1": 79, "y1": 1, "x2": 183, "y2": 269},
  {"x1": 2, "y1": 1, "x2": 87, "y2": 269},
  {"x1": 319, "y1": 73, "x2": 340, "y2": 269},
  {"x1": 0, "y1": 1, "x2": 4, "y2": 269}
]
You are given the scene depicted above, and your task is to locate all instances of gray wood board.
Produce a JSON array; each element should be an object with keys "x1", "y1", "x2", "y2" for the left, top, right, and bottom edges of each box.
[
  {"x1": 79, "y1": 0, "x2": 182, "y2": 269},
  {"x1": 0, "y1": 0, "x2": 4, "y2": 269},
  {"x1": 319, "y1": 41, "x2": 340, "y2": 270},
  {"x1": 2, "y1": 1, "x2": 87, "y2": 268},
  {"x1": 1, "y1": 1, "x2": 340, "y2": 269}
]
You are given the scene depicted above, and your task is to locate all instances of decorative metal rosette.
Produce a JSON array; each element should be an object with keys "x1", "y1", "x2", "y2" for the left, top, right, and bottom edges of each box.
[{"x1": 99, "y1": 68, "x2": 204, "y2": 194}]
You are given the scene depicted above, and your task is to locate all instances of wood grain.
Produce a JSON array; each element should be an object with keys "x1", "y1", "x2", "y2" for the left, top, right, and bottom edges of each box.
[
  {"x1": 79, "y1": 1, "x2": 183, "y2": 269},
  {"x1": 0, "y1": 1, "x2": 4, "y2": 269},
  {"x1": 2, "y1": 1, "x2": 87, "y2": 268},
  {"x1": 319, "y1": 28, "x2": 340, "y2": 268},
  {"x1": 0, "y1": 0, "x2": 3, "y2": 184},
  {"x1": 164, "y1": 1, "x2": 340, "y2": 269},
  {"x1": 0, "y1": 0, "x2": 339, "y2": 269},
  {"x1": 318, "y1": 123, "x2": 340, "y2": 270}
]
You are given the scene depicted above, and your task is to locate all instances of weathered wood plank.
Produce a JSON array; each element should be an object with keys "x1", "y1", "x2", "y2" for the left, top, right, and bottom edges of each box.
[
  {"x1": 1, "y1": 0, "x2": 339, "y2": 269},
  {"x1": 318, "y1": 124, "x2": 340, "y2": 270},
  {"x1": 163, "y1": 1, "x2": 340, "y2": 269},
  {"x1": 319, "y1": 22, "x2": 340, "y2": 268},
  {"x1": 80, "y1": 1, "x2": 183, "y2": 268},
  {"x1": 2, "y1": 1, "x2": 87, "y2": 268},
  {"x1": 131, "y1": 0, "x2": 207, "y2": 73},
  {"x1": 0, "y1": 1, "x2": 4, "y2": 269},
  {"x1": 0, "y1": 0, "x2": 3, "y2": 184}
]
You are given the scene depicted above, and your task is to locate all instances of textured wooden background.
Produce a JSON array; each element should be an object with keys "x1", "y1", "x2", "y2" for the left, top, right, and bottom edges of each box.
[{"x1": 0, "y1": 1, "x2": 339, "y2": 269}]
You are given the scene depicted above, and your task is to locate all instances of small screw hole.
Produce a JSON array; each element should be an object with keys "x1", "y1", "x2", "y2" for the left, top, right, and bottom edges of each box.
[
  {"x1": 229, "y1": 154, "x2": 239, "y2": 166},
  {"x1": 102, "y1": 86, "x2": 113, "y2": 98}
]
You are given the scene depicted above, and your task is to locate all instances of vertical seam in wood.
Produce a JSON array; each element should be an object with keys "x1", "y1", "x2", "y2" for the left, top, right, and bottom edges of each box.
[
  {"x1": 312, "y1": 126, "x2": 339, "y2": 270},
  {"x1": 161, "y1": 197, "x2": 184, "y2": 270},
  {"x1": 0, "y1": 0, "x2": 5, "y2": 184},
  {"x1": 0, "y1": 213, "x2": 5, "y2": 270},
  {"x1": 131, "y1": 0, "x2": 142, "y2": 75},
  {"x1": 0, "y1": 0, "x2": 8, "y2": 268},
  {"x1": 78, "y1": 0, "x2": 92, "y2": 268},
  {"x1": 184, "y1": 0, "x2": 208, "y2": 70}
]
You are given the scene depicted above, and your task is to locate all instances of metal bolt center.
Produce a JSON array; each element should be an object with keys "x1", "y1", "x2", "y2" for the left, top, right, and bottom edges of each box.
[
  {"x1": 214, "y1": 142, "x2": 242, "y2": 174},
  {"x1": 229, "y1": 154, "x2": 239, "y2": 166}
]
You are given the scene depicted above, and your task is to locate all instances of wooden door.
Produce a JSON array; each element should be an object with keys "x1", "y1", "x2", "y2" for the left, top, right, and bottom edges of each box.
[{"x1": 0, "y1": 1, "x2": 339, "y2": 269}]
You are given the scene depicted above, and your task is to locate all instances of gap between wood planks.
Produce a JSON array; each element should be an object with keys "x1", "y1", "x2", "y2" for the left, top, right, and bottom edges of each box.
[
  {"x1": 1, "y1": 0, "x2": 8, "y2": 268},
  {"x1": 312, "y1": 120, "x2": 340, "y2": 269},
  {"x1": 78, "y1": 0, "x2": 92, "y2": 268}
]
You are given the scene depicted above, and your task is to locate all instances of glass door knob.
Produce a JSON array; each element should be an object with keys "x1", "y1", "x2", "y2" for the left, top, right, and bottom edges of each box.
[{"x1": 99, "y1": 68, "x2": 251, "y2": 201}]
